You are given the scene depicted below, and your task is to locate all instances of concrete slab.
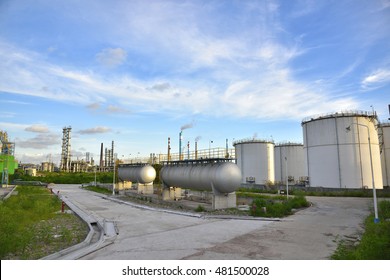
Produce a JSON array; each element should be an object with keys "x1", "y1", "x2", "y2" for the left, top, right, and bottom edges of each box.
[{"x1": 51, "y1": 184, "x2": 373, "y2": 260}]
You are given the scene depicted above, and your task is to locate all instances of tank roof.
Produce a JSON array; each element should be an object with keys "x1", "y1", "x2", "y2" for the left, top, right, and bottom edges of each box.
[
  {"x1": 162, "y1": 158, "x2": 234, "y2": 166},
  {"x1": 379, "y1": 122, "x2": 390, "y2": 127},
  {"x1": 275, "y1": 142, "x2": 303, "y2": 147},
  {"x1": 233, "y1": 138, "x2": 274, "y2": 146},
  {"x1": 301, "y1": 110, "x2": 377, "y2": 125}
]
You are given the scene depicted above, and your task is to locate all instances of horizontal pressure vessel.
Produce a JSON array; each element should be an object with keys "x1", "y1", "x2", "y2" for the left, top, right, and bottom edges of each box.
[
  {"x1": 160, "y1": 162, "x2": 241, "y2": 193},
  {"x1": 118, "y1": 165, "x2": 156, "y2": 184}
]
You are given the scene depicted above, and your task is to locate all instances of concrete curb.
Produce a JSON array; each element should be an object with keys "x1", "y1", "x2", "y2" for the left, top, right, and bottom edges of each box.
[
  {"x1": 105, "y1": 195, "x2": 281, "y2": 221},
  {"x1": 1, "y1": 185, "x2": 17, "y2": 200}
]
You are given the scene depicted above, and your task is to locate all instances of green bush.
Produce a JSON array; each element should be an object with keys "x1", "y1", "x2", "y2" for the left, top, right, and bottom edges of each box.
[
  {"x1": 195, "y1": 204, "x2": 206, "y2": 212},
  {"x1": 250, "y1": 195, "x2": 309, "y2": 218},
  {"x1": 11, "y1": 171, "x2": 114, "y2": 184}
]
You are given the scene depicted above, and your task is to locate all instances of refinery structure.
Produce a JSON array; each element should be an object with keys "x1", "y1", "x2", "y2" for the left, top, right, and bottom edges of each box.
[
  {"x1": 0, "y1": 130, "x2": 17, "y2": 187},
  {"x1": 3, "y1": 108, "x2": 390, "y2": 200}
]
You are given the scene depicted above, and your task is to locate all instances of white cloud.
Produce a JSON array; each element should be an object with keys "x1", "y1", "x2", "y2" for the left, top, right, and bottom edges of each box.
[
  {"x1": 0, "y1": 0, "x2": 360, "y2": 122},
  {"x1": 16, "y1": 133, "x2": 60, "y2": 149},
  {"x1": 96, "y1": 48, "x2": 127, "y2": 67},
  {"x1": 0, "y1": 39, "x2": 358, "y2": 122},
  {"x1": 78, "y1": 126, "x2": 112, "y2": 134},
  {"x1": 361, "y1": 69, "x2": 390, "y2": 89},
  {"x1": 25, "y1": 124, "x2": 50, "y2": 133}
]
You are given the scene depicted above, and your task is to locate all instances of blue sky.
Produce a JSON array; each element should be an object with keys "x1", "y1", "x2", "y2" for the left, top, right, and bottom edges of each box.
[{"x1": 1, "y1": 0, "x2": 389, "y2": 165}]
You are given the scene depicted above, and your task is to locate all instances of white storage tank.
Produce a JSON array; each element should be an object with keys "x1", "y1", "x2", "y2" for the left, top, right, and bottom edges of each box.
[
  {"x1": 160, "y1": 162, "x2": 241, "y2": 194},
  {"x1": 118, "y1": 164, "x2": 156, "y2": 184},
  {"x1": 379, "y1": 122, "x2": 390, "y2": 187},
  {"x1": 302, "y1": 111, "x2": 383, "y2": 189},
  {"x1": 234, "y1": 139, "x2": 274, "y2": 184},
  {"x1": 274, "y1": 143, "x2": 306, "y2": 184}
]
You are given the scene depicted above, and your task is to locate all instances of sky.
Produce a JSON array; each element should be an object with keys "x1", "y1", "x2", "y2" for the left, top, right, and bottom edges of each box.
[{"x1": 0, "y1": 0, "x2": 390, "y2": 165}]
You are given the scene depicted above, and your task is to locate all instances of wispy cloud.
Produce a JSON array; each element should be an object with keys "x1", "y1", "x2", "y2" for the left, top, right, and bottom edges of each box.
[
  {"x1": 106, "y1": 105, "x2": 131, "y2": 114},
  {"x1": 86, "y1": 102, "x2": 100, "y2": 110},
  {"x1": 77, "y1": 126, "x2": 112, "y2": 134},
  {"x1": 361, "y1": 68, "x2": 390, "y2": 90},
  {"x1": 0, "y1": 1, "x2": 361, "y2": 122}
]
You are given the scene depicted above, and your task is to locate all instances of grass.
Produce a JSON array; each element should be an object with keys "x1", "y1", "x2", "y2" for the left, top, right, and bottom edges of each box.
[
  {"x1": 0, "y1": 185, "x2": 88, "y2": 259},
  {"x1": 250, "y1": 195, "x2": 310, "y2": 218},
  {"x1": 332, "y1": 200, "x2": 390, "y2": 260}
]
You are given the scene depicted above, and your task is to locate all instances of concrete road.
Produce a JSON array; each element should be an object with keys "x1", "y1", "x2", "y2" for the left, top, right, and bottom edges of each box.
[{"x1": 52, "y1": 184, "x2": 371, "y2": 260}]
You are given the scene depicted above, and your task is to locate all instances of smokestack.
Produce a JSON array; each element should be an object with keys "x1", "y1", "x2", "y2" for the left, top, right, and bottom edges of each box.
[
  {"x1": 225, "y1": 138, "x2": 229, "y2": 158},
  {"x1": 105, "y1": 148, "x2": 108, "y2": 167},
  {"x1": 168, "y1": 137, "x2": 171, "y2": 162},
  {"x1": 100, "y1": 143, "x2": 103, "y2": 170},
  {"x1": 195, "y1": 141, "x2": 198, "y2": 160},
  {"x1": 187, "y1": 141, "x2": 190, "y2": 160},
  {"x1": 179, "y1": 131, "x2": 183, "y2": 161},
  {"x1": 111, "y1": 140, "x2": 114, "y2": 167}
]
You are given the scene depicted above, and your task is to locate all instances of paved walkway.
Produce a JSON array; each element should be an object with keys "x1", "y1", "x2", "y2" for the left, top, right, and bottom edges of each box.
[{"x1": 52, "y1": 184, "x2": 371, "y2": 260}]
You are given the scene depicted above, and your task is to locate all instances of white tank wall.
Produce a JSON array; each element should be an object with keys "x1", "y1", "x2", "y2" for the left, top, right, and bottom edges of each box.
[
  {"x1": 303, "y1": 113, "x2": 383, "y2": 189},
  {"x1": 380, "y1": 123, "x2": 390, "y2": 187},
  {"x1": 234, "y1": 141, "x2": 274, "y2": 184},
  {"x1": 274, "y1": 144, "x2": 305, "y2": 183}
]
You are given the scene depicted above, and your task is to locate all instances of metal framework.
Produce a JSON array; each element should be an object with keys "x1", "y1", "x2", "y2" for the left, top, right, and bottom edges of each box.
[
  {"x1": 161, "y1": 158, "x2": 235, "y2": 166},
  {"x1": 60, "y1": 126, "x2": 72, "y2": 172}
]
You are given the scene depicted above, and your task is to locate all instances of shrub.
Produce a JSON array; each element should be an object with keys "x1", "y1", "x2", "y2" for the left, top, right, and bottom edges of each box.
[
  {"x1": 250, "y1": 195, "x2": 309, "y2": 218},
  {"x1": 195, "y1": 204, "x2": 206, "y2": 212}
]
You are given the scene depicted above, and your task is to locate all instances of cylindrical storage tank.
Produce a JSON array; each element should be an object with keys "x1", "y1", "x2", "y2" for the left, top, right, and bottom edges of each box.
[
  {"x1": 160, "y1": 162, "x2": 241, "y2": 193},
  {"x1": 302, "y1": 111, "x2": 383, "y2": 189},
  {"x1": 25, "y1": 168, "x2": 36, "y2": 177},
  {"x1": 274, "y1": 143, "x2": 306, "y2": 183},
  {"x1": 118, "y1": 164, "x2": 156, "y2": 184},
  {"x1": 379, "y1": 122, "x2": 390, "y2": 187},
  {"x1": 234, "y1": 139, "x2": 274, "y2": 184}
]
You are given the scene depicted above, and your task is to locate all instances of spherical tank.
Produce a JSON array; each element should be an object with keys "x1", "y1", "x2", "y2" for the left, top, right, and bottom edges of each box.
[
  {"x1": 302, "y1": 111, "x2": 383, "y2": 189},
  {"x1": 160, "y1": 162, "x2": 241, "y2": 193},
  {"x1": 379, "y1": 123, "x2": 390, "y2": 187},
  {"x1": 234, "y1": 140, "x2": 274, "y2": 184},
  {"x1": 274, "y1": 143, "x2": 306, "y2": 183},
  {"x1": 118, "y1": 165, "x2": 156, "y2": 184}
]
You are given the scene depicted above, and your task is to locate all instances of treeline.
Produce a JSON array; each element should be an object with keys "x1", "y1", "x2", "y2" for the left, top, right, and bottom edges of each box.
[
  {"x1": 10, "y1": 169, "x2": 114, "y2": 184},
  {"x1": 10, "y1": 164, "x2": 163, "y2": 185}
]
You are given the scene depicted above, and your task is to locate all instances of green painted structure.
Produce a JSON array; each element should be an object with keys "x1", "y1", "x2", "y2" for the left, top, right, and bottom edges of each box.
[{"x1": 0, "y1": 154, "x2": 18, "y2": 175}]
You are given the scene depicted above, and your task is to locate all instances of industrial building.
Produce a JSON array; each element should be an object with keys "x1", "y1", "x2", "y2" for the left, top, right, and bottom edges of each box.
[
  {"x1": 234, "y1": 139, "x2": 275, "y2": 185},
  {"x1": 302, "y1": 111, "x2": 383, "y2": 189},
  {"x1": 274, "y1": 143, "x2": 306, "y2": 184}
]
